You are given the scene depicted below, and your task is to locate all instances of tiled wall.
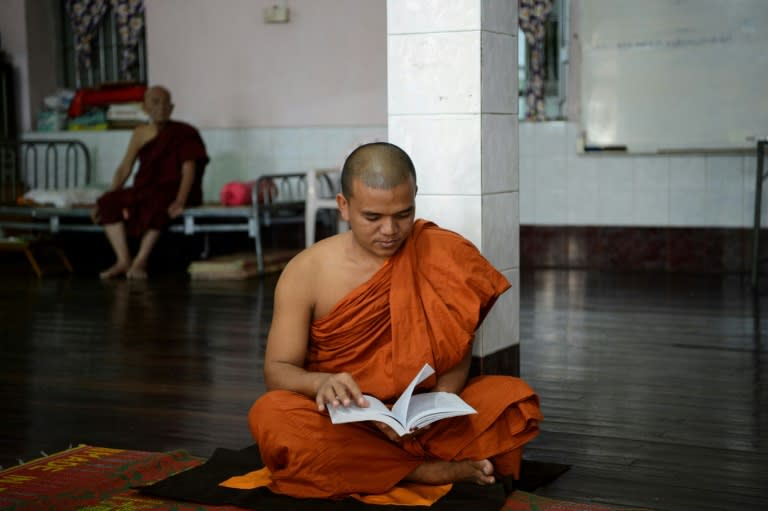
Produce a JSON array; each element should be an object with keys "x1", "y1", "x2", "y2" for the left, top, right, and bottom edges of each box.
[
  {"x1": 387, "y1": 0, "x2": 520, "y2": 362},
  {"x1": 26, "y1": 120, "x2": 763, "y2": 230},
  {"x1": 520, "y1": 121, "x2": 761, "y2": 228},
  {"x1": 24, "y1": 126, "x2": 387, "y2": 201}
]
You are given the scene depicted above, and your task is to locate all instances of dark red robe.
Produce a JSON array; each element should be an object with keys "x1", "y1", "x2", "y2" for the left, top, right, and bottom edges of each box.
[{"x1": 96, "y1": 121, "x2": 208, "y2": 237}]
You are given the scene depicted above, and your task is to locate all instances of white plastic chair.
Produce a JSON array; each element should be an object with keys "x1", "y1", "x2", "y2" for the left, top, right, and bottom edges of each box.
[{"x1": 305, "y1": 168, "x2": 347, "y2": 248}]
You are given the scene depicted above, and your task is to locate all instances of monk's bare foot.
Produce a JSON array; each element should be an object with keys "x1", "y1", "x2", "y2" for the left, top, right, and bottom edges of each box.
[
  {"x1": 406, "y1": 459, "x2": 495, "y2": 486},
  {"x1": 100, "y1": 262, "x2": 130, "y2": 279},
  {"x1": 126, "y1": 266, "x2": 148, "y2": 280}
]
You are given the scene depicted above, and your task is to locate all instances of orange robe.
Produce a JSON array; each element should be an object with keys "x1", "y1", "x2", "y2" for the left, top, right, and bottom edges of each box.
[{"x1": 249, "y1": 220, "x2": 542, "y2": 499}]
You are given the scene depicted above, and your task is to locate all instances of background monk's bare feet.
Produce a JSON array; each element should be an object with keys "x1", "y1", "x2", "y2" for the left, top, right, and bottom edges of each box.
[
  {"x1": 100, "y1": 262, "x2": 130, "y2": 279},
  {"x1": 406, "y1": 459, "x2": 495, "y2": 486},
  {"x1": 126, "y1": 265, "x2": 148, "y2": 280}
]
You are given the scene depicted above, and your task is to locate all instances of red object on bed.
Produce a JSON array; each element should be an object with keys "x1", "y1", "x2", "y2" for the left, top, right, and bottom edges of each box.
[
  {"x1": 220, "y1": 179, "x2": 278, "y2": 206},
  {"x1": 68, "y1": 83, "x2": 147, "y2": 118}
]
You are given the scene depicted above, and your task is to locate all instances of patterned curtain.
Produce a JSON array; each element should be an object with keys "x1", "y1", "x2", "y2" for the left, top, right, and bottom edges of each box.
[
  {"x1": 519, "y1": 0, "x2": 553, "y2": 121},
  {"x1": 111, "y1": 0, "x2": 145, "y2": 80},
  {"x1": 65, "y1": 0, "x2": 110, "y2": 70}
]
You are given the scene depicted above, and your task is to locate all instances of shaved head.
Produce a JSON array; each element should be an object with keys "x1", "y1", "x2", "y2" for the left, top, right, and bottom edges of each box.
[
  {"x1": 341, "y1": 142, "x2": 416, "y2": 198},
  {"x1": 144, "y1": 85, "x2": 171, "y2": 103},
  {"x1": 142, "y1": 85, "x2": 174, "y2": 124}
]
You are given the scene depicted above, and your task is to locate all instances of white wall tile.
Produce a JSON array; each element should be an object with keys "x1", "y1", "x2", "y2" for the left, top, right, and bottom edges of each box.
[
  {"x1": 481, "y1": 114, "x2": 517, "y2": 194},
  {"x1": 534, "y1": 121, "x2": 569, "y2": 158},
  {"x1": 519, "y1": 122, "x2": 536, "y2": 157},
  {"x1": 271, "y1": 129, "x2": 301, "y2": 161},
  {"x1": 567, "y1": 155, "x2": 601, "y2": 224},
  {"x1": 669, "y1": 189, "x2": 711, "y2": 226},
  {"x1": 388, "y1": 32, "x2": 481, "y2": 115},
  {"x1": 416, "y1": 194, "x2": 481, "y2": 248},
  {"x1": 667, "y1": 156, "x2": 705, "y2": 225},
  {"x1": 481, "y1": 191, "x2": 518, "y2": 271},
  {"x1": 633, "y1": 187, "x2": 669, "y2": 226},
  {"x1": 534, "y1": 156, "x2": 568, "y2": 224},
  {"x1": 593, "y1": 157, "x2": 634, "y2": 225},
  {"x1": 475, "y1": 267, "x2": 519, "y2": 356},
  {"x1": 389, "y1": 115, "x2": 481, "y2": 195},
  {"x1": 481, "y1": 0, "x2": 518, "y2": 35},
  {"x1": 705, "y1": 156, "x2": 745, "y2": 227},
  {"x1": 632, "y1": 157, "x2": 669, "y2": 226},
  {"x1": 668, "y1": 156, "x2": 706, "y2": 190},
  {"x1": 203, "y1": 130, "x2": 251, "y2": 200},
  {"x1": 298, "y1": 128, "x2": 328, "y2": 163},
  {"x1": 481, "y1": 31, "x2": 517, "y2": 114},
  {"x1": 75, "y1": 131, "x2": 130, "y2": 187},
  {"x1": 387, "y1": 0, "x2": 481, "y2": 34},
  {"x1": 519, "y1": 155, "x2": 536, "y2": 223}
]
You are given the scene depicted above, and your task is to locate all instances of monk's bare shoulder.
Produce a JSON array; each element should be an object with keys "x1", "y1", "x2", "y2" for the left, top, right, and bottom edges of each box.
[
  {"x1": 281, "y1": 232, "x2": 348, "y2": 281},
  {"x1": 279, "y1": 232, "x2": 365, "y2": 320},
  {"x1": 130, "y1": 123, "x2": 158, "y2": 148}
]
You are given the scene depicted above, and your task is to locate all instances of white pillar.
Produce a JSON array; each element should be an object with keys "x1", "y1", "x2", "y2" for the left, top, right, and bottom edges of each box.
[{"x1": 387, "y1": 1, "x2": 520, "y2": 373}]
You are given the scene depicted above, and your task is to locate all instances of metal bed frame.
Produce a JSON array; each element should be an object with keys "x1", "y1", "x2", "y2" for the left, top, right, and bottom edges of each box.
[{"x1": 0, "y1": 140, "x2": 340, "y2": 274}]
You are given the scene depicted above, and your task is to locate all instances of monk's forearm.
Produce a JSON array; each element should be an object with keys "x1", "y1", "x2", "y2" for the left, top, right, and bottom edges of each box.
[
  {"x1": 432, "y1": 351, "x2": 472, "y2": 394},
  {"x1": 110, "y1": 164, "x2": 132, "y2": 190},
  {"x1": 264, "y1": 361, "x2": 327, "y2": 398},
  {"x1": 174, "y1": 162, "x2": 196, "y2": 205}
]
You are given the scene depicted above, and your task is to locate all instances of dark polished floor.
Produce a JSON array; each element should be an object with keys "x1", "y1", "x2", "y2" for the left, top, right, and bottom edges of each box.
[{"x1": 1, "y1": 268, "x2": 766, "y2": 510}]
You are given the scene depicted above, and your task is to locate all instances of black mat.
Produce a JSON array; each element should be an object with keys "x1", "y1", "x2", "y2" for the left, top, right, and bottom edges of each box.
[{"x1": 140, "y1": 445, "x2": 569, "y2": 510}]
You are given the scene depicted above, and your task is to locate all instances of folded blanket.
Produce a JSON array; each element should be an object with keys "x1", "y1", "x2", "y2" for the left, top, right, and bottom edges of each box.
[{"x1": 22, "y1": 187, "x2": 104, "y2": 208}]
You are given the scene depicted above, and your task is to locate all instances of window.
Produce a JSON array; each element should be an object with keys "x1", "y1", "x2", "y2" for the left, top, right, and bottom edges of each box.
[
  {"x1": 518, "y1": 0, "x2": 567, "y2": 120},
  {"x1": 59, "y1": 0, "x2": 147, "y2": 88}
]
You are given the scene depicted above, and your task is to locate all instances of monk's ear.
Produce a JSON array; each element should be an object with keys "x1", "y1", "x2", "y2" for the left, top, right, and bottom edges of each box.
[{"x1": 336, "y1": 193, "x2": 350, "y2": 222}]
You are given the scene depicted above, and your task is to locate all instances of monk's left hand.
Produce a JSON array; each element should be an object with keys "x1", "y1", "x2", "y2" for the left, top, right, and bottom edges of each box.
[
  {"x1": 167, "y1": 201, "x2": 184, "y2": 219},
  {"x1": 373, "y1": 422, "x2": 431, "y2": 443}
]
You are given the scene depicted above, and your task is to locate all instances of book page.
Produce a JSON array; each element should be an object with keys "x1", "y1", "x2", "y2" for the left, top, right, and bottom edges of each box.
[
  {"x1": 326, "y1": 395, "x2": 407, "y2": 436},
  {"x1": 390, "y1": 363, "x2": 435, "y2": 424},
  {"x1": 405, "y1": 392, "x2": 477, "y2": 431}
]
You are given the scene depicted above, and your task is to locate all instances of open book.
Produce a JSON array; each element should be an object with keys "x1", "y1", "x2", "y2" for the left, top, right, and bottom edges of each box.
[{"x1": 326, "y1": 363, "x2": 477, "y2": 437}]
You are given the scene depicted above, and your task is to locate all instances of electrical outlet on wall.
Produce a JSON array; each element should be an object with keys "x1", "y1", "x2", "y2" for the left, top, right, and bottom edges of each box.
[{"x1": 263, "y1": 5, "x2": 290, "y2": 23}]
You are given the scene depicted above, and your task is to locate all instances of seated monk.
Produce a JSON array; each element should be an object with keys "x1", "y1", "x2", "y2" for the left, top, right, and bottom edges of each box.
[
  {"x1": 248, "y1": 142, "x2": 543, "y2": 501},
  {"x1": 92, "y1": 85, "x2": 209, "y2": 279}
]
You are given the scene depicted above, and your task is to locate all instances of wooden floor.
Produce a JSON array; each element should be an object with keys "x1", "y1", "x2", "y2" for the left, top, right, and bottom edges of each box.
[{"x1": 1, "y1": 268, "x2": 766, "y2": 510}]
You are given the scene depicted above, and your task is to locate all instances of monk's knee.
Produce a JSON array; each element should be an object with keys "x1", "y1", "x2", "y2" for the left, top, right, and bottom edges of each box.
[
  {"x1": 248, "y1": 390, "x2": 315, "y2": 442},
  {"x1": 249, "y1": 390, "x2": 286, "y2": 436},
  {"x1": 248, "y1": 390, "x2": 320, "y2": 471}
]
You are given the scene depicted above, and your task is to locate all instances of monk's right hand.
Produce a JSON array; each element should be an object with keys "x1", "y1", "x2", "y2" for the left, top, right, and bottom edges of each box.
[{"x1": 315, "y1": 372, "x2": 369, "y2": 412}]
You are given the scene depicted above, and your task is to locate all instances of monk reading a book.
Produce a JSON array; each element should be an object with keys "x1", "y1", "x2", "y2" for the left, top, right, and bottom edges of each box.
[
  {"x1": 92, "y1": 85, "x2": 209, "y2": 279},
  {"x1": 249, "y1": 142, "x2": 542, "y2": 501}
]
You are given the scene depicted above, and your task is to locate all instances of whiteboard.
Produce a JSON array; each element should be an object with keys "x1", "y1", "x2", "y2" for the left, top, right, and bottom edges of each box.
[{"x1": 579, "y1": 0, "x2": 768, "y2": 153}]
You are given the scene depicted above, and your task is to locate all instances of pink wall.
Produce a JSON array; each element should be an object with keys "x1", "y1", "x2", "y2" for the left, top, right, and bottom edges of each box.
[
  {"x1": 25, "y1": 0, "x2": 58, "y2": 129},
  {"x1": 0, "y1": 0, "x2": 30, "y2": 131},
  {"x1": 145, "y1": 0, "x2": 387, "y2": 128}
]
